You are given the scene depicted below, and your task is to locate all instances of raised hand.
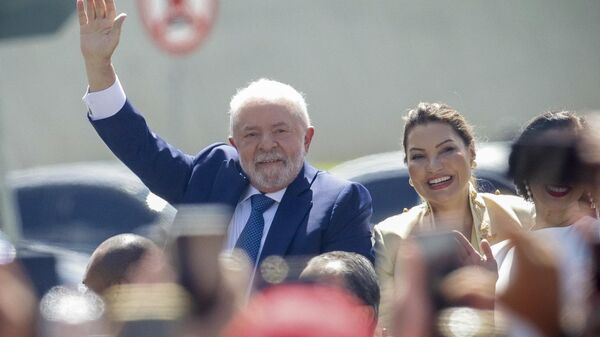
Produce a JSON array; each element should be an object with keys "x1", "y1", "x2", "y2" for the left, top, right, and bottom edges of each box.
[
  {"x1": 453, "y1": 231, "x2": 498, "y2": 274},
  {"x1": 498, "y1": 230, "x2": 561, "y2": 337},
  {"x1": 392, "y1": 240, "x2": 432, "y2": 337},
  {"x1": 77, "y1": 0, "x2": 126, "y2": 91}
]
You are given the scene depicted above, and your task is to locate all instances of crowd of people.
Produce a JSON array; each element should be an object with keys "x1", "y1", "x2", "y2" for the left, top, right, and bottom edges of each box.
[{"x1": 1, "y1": 0, "x2": 600, "y2": 336}]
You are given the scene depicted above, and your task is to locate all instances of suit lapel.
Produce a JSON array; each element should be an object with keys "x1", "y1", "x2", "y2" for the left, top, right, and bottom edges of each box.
[
  {"x1": 259, "y1": 162, "x2": 319, "y2": 263},
  {"x1": 212, "y1": 158, "x2": 249, "y2": 208}
]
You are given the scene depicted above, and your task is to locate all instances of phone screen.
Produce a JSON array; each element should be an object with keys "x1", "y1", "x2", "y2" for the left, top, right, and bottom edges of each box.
[{"x1": 414, "y1": 231, "x2": 464, "y2": 312}]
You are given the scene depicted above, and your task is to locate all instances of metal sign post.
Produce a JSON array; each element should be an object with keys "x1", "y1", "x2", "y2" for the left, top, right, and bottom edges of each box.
[{"x1": 0, "y1": 72, "x2": 22, "y2": 242}]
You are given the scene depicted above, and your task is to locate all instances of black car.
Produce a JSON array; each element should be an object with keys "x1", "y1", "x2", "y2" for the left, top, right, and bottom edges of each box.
[
  {"x1": 9, "y1": 162, "x2": 176, "y2": 254},
  {"x1": 4, "y1": 162, "x2": 176, "y2": 287},
  {"x1": 330, "y1": 142, "x2": 515, "y2": 224}
]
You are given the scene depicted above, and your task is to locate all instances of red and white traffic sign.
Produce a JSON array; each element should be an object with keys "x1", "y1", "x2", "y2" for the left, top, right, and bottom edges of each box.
[{"x1": 137, "y1": 0, "x2": 218, "y2": 56}]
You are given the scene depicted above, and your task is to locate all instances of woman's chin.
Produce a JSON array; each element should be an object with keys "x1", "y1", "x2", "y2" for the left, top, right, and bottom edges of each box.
[{"x1": 423, "y1": 187, "x2": 465, "y2": 207}]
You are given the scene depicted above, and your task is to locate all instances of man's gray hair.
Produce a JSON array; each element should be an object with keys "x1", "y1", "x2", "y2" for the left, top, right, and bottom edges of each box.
[{"x1": 228, "y1": 78, "x2": 310, "y2": 135}]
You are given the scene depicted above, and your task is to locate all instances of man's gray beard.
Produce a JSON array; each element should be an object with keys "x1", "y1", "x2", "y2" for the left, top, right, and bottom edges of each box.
[{"x1": 242, "y1": 151, "x2": 305, "y2": 192}]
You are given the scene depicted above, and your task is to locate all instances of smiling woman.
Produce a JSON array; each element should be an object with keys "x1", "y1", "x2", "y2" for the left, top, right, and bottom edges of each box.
[
  {"x1": 495, "y1": 111, "x2": 597, "y2": 334},
  {"x1": 372, "y1": 103, "x2": 534, "y2": 331},
  {"x1": 508, "y1": 111, "x2": 592, "y2": 228}
]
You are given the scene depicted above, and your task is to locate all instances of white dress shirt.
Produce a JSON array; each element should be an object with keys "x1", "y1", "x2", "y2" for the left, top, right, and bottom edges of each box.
[
  {"x1": 82, "y1": 77, "x2": 126, "y2": 120},
  {"x1": 225, "y1": 186, "x2": 285, "y2": 256}
]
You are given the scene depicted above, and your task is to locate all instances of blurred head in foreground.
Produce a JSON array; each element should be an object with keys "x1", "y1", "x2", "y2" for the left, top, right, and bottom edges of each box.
[
  {"x1": 83, "y1": 234, "x2": 161, "y2": 295},
  {"x1": 222, "y1": 284, "x2": 374, "y2": 337},
  {"x1": 299, "y1": 251, "x2": 379, "y2": 326}
]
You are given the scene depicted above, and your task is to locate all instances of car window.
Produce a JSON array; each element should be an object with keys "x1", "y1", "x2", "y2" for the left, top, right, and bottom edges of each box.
[
  {"x1": 15, "y1": 183, "x2": 161, "y2": 253},
  {"x1": 331, "y1": 143, "x2": 517, "y2": 226},
  {"x1": 356, "y1": 173, "x2": 419, "y2": 225},
  {"x1": 356, "y1": 171, "x2": 516, "y2": 225}
]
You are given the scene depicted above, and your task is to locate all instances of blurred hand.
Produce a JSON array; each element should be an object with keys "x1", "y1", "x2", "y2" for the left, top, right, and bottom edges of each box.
[
  {"x1": 453, "y1": 231, "x2": 498, "y2": 274},
  {"x1": 0, "y1": 263, "x2": 36, "y2": 337},
  {"x1": 498, "y1": 230, "x2": 561, "y2": 337},
  {"x1": 440, "y1": 266, "x2": 496, "y2": 310},
  {"x1": 392, "y1": 240, "x2": 432, "y2": 337}
]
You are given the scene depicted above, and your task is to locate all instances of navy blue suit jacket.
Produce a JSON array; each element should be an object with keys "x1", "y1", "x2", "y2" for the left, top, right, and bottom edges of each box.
[{"x1": 91, "y1": 100, "x2": 374, "y2": 263}]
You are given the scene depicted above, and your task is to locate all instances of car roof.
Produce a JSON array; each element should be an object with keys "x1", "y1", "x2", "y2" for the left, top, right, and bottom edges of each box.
[
  {"x1": 7, "y1": 161, "x2": 145, "y2": 192},
  {"x1": 329, "y1": 142, "x2": 516, "y2": 224},
  {"x1": 330, "y1": 141, "x2": 511, "y2": 180},
  {"x1": 6, "y1": 161, "x2": 176, "y2": 253}
]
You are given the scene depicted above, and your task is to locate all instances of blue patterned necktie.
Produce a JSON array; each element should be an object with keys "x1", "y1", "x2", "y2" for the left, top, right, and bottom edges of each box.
[{"x1": 235, "y1": 194, "x2": 275, "y2": 266}]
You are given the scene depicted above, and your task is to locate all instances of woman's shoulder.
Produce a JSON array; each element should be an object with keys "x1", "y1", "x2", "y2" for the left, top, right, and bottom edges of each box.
[
  {"x1": 479, "y1": 192, "x2": 533, "y2": 213},
  {"x1": 374, "y1": 204, "x2": 427, "y2": 239},
  {"x1": 478, "y1": 191, "x2": 535, "y2": 237}
]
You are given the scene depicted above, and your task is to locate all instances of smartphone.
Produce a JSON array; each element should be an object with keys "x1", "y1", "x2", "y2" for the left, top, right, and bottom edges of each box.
[
  {"x1": 171, "y1": 204, "x2": 231, "y2": 314},
  {"x1": 413, "y1": 231, "x2": 464, "y2": 313}
]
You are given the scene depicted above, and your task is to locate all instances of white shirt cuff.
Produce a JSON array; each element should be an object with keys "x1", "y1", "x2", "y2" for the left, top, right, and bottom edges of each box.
[{"x1": 82, "y1": 77, "x2": 126, "y2": 120}]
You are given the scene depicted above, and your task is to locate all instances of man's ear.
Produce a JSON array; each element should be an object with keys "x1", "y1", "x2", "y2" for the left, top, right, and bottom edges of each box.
[
  {"x1": 229, "y1": 136, "x2": 237, "y2": 150},
  {"x1": 304, "y1": 127, "x2": 315, "y2": 152}
]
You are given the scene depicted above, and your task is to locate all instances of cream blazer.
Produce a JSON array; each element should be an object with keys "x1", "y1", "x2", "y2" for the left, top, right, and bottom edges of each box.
[{"x1": 373, "y1": 187, "x2": 534, "y2": 330}]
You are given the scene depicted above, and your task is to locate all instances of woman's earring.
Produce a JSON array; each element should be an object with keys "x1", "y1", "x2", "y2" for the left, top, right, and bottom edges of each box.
[
  {"x1": 588, "y1": 192, "x2": 597, "y2": 209},
  {"x1": 471, "y1": 161, "x2": 477, "y2": 169},
  {"x1": 524, "y1": 182, "x2": 533, "y2": 201},
  {"x1": 587, "y1": 192, "x2": 600, "y2": 219}
]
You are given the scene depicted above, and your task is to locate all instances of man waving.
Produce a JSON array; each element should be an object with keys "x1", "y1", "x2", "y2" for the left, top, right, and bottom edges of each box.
[{"x1": 76, "y1": 0, "x2": 373, "y2": 268}]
